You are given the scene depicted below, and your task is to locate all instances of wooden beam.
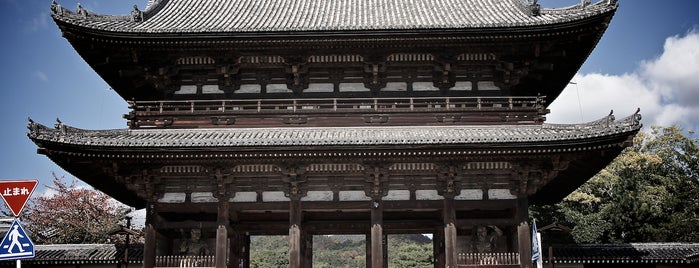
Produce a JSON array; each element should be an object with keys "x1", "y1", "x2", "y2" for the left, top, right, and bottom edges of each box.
[{"x1": 155, "y1": 199, "x2": 518, "y2": 213}]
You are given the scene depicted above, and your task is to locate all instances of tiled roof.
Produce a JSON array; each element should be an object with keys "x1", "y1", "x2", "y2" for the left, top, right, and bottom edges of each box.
[
  {"x1": 50, "y1": 0, "x2": 617, "y2": 33},
  {"x1": 0, "y1": 244, "x2": 143, "y2": 265},
  {"x1": 27, "y1": 111, "x2": 641, "y2": 149},
  {"x1": 548, "y1": 243, "x2": 699, "y2": 264}
]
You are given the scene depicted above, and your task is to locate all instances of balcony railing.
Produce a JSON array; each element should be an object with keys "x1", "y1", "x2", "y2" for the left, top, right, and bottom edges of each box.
[
  {"x1": 155, "y1": 255, "x2": 215, "y2": 268},
  {"x1": 128, "y1": 96, "x2": 544, "y2": 116},
  {"x1": 458, "y1": 252, "x2": 520, "y2": 267},
  {"x1": 125, "y1": 96, "x2": 547, "y2": 128}
]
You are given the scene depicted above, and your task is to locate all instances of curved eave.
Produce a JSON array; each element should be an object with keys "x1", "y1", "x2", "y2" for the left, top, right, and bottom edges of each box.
[
  {"x1": 28, "y1": 112, "x2": 640, "y2": 154},
  {"x1": 52, "y1": 8, "x2": 615, "y2": 42},
  {"x1": 49, "y1": 0, "x2": 618, "y2": 40},
  {"x1": 52, "y1": 6, "x2": 615, "y2": 106},
  {"x1": 28, "y1": 112, "x2": 639, "y2": 207}
]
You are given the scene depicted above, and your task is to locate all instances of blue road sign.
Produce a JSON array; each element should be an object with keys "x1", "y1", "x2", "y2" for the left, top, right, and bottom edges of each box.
[{"x1": 0, "y1": 219, "x2": 34, "y2": 260}]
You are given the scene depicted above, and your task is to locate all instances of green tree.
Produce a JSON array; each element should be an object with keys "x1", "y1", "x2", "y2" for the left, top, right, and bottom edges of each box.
[
  {"x1": 250, "y1": 236, "x2": 289, "y2": 268},
  {"x1": 23, "y1": 174, "x2": 133, "y2": 244},
  {"x1": 391, "y1": 243, "x2": 432, "y2": 268},
  {"x1": 532, "y1": 125, "x2": 699, "y2": 243},
  {"x1": 388, "y1": 234, "x2": 433, "y2": 268}
]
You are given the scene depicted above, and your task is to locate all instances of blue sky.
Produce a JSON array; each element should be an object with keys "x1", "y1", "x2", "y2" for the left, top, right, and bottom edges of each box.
[{"x1": 0, "y1": 0, "x2": 698, "y2": 209}]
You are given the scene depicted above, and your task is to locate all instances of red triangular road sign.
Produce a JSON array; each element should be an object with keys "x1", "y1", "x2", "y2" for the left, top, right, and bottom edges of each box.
[{"x1": 0, "y1": 180, "x2": 38, "y2": 217}]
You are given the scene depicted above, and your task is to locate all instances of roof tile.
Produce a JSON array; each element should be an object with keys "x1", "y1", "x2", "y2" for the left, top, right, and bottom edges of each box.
[
  {"x1": 27, "y1": 111, "x2": 641, "y2": 149},
  {"x1": 50, "y1": 0, "x2": 617, "y2": 33}
]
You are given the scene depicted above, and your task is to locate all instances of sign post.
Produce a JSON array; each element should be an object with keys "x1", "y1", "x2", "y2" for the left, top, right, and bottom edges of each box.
[
  {"x1": 0, "y1": 180, "x2": 38, "y2": 264},
  {"x1": 0, "y1": 180, "x2": 38, "y2": 217}
]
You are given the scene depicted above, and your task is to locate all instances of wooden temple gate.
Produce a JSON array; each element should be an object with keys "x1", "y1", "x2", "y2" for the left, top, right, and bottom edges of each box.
[{"x1": 31, "y1": 0, "x2": 638, "y2": 267}]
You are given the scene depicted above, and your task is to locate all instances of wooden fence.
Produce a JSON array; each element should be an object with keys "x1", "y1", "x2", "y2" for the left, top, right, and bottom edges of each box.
[
  {"x1": 155, "y1": 255, "x2": 215, "y2": 268},
  {"x1": 458, "y1": 252, "x2": 520, "y2": 267}
]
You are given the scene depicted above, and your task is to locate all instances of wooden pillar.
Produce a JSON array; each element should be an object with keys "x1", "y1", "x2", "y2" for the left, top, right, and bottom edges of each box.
[
  {"x1": 370, "y1": 198, "x2": 384, "y2": 268},
  {"x1": 243, "y1": 234, "x2": 251, "y2": 268},
  {"x1": 382, "y1": 233, "x2": 388, "y2": 268},
  {"x1": 230, "y1": 232, "x2": 241, "y2": 268},
  {"x1": 215, "y1": 200, "x2": 229, "y2": 268},
  {"x1": 302, "y1": 230, "x2": 313, "y2": 268},
  {"x1": 289, "y1": 197, "x2": 303, "y2": 268},
  {"x1": 443, "y1": 196, "x2": 458, "y2": 268},
  {"x1": 142, "y1": 202, "x2": 156, "y2": 268},
  {"x1": 143, "y1": 224, "x2": 156, "y2": 268},
  {"x1": 365, "y1": 233, "x2": 372, "y2": 268},
  {"x1": 433, "y1": 228, "x2": 445, "y2": 268},
  {"x1": 517, "y1": 198, "x2": 532, "y2": 268}
]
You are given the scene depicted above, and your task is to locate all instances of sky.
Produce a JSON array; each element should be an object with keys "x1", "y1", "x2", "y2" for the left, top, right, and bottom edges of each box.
[{"x1": 0, "y1": 0, "x2": 698, "y2": 214}]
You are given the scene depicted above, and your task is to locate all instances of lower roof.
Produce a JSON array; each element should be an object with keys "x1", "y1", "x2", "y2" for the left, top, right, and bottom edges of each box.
[{"x1": 28, "y1": 111, "x2": 641, "y2": 150}]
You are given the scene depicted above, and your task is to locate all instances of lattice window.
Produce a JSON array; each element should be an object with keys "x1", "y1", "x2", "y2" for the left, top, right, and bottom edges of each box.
[
  {"x1": 387, "y1": 53, "x2": 434, "y2": 62},
  {"x1": 176, "y1": 56, "x2": 215, "y2": 65},
  {"x1": 232, "y1": 164, "x2": 280, "y2": 173},
  {"x1": 457, "y1": 53, "x2": 497, "y2": 61},
  {"x1": 465, "y1": 162, "x2": 512, "y2": 170},
  {"x1": 306, "y1": 163, "x2": 364, "y2": 172},
  {"x1": 160, "y1": 165, "x2": 207, "y2": 174},
  {"x1": 389, "y1": 163, "x2": 437, "y2": 171},
  {"x1": 308, "y1": 55, "x2": 363, "y2": 63},
  {"x1": 239, "y1": 56, "x2": 285, "y2": 64}
]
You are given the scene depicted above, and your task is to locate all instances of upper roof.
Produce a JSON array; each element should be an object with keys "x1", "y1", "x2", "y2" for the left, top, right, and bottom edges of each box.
[{"x1": 50, "y1": 0, "x2": 618, "y2": 33}]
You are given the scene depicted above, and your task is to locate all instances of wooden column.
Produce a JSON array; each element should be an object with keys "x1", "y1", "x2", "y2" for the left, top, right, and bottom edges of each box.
[
  {"x1": 215, "y1": 200, "x2": 229, "y2": 268},
  {"x1": 517, "y1": 198, "x2": 532, "y2": 268},
  {"x1": 289, "y1": 196, "x2": 303, "y2": 268},
  {"x1": 382, "y1": 233, "x2": 388, "y2": 268},
  {"x1": 443, "y1": 196, "x2": 458, "y2": 268},
  {"x1": 302, "y1": 230, "x2": 313, "y2": 268},
  {"x1": 365, "y1": 233, "x2": 372, "y2": 268},
  {"x1": 243, "y1": 234, "x2": 251, "y2": 268},
  {"x1": 433, "y1": 228, "x2": 445, "y2": 268},
  {"x1": 370, "y1": 198, "x2": 384, "y2": 268},
  {"x1": 230, "y1": 232, "x2": 241, "y2": 268},
  {"x1": 142, "y1": 202, "x2": 156, "y2": 268}
]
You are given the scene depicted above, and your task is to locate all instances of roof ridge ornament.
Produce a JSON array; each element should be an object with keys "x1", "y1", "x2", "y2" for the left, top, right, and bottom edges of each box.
[
  {"x1": 530, "y1": 0, "x2": 541, "y2": 16},
  {"x1": 76, "y1": 3, "x2": 87, "y2": 18},
  {"x1": 50, "y1": 0, "x2": 64, "y2": 15},
  {"x1": 131, "y1": 5, "x2": 143, "y2": 22},
  {"x1": 581, "y1": 0, "x2": 591, "y2": 9}
]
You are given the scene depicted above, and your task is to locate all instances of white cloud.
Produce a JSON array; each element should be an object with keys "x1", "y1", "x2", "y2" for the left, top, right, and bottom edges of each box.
[
  {"x1": 548, "y1": 30, "x2": 699, "y2": 132},
  {"x1": 34, "y1": 70, "x2": 48, "y2": 82},
  {"x1": 29, "y1": 12, "x2": 50, "y2": 32}
]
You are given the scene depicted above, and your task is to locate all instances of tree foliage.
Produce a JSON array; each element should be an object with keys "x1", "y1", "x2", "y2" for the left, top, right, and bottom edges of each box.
[
  {"x1": 250, "y1": 236, "x2": 289, "y2": 268},
  {"x1": 249, "y1": 234, "x2": 433, "y2": 267},
  {"x1": 22, "y1": 174, "x2": 133, "y2": 244},
  {"x1": 532, "y1": 125, "x2": 699, "y2": 243}
]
